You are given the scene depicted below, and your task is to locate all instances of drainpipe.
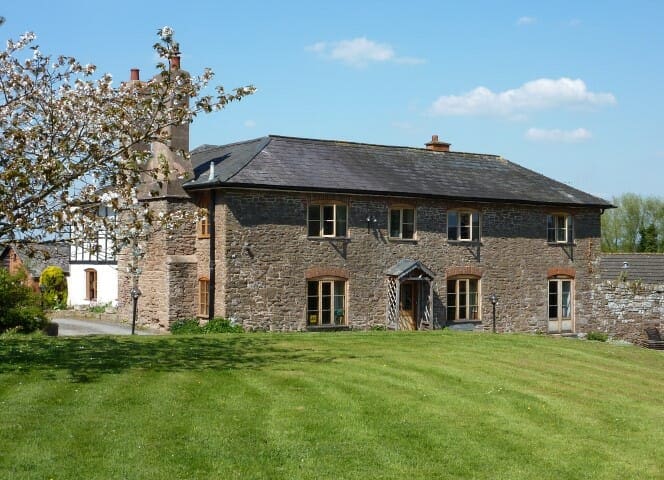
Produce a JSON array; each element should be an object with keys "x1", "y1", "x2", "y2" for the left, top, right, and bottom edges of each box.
[{"x1": 208, "y1": 189, "x2": 216, "y2": 319}]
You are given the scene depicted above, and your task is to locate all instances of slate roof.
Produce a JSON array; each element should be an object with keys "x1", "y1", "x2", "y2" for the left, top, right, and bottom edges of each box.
[
  {"x1": 385, "y1": 259, "x2": 435, "y2": 280},
  {"x1": 184, "y1": 135, "x2": 611, "y2": 207},
  {"x1": 0, "y1": 242, "x2": 70, "y2": 277},
  {"x1": 600, "y1": 254, "x2": 664, "y2": 284}
]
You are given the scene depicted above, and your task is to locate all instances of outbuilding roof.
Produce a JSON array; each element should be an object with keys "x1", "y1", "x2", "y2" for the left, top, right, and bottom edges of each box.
[
  {"x1": 600, "y1": 254, "x2": 664, "y2": 284},
  {"x1": 0, "y1": 242, "x2": 70, "y2": 277},
  {"x1": 185, "y1": 135, "x2": 611, "y2": 208}
]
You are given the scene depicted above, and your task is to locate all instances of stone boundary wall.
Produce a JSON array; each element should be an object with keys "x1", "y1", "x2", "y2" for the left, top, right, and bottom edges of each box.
[{"x1": 590, "y1": 280, "x2": 664, "y2": 343}]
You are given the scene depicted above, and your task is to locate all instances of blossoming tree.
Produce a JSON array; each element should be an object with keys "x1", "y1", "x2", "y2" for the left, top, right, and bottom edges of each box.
[{"x1": 0, "y1": 21, "x2": 254, "y2": 247}]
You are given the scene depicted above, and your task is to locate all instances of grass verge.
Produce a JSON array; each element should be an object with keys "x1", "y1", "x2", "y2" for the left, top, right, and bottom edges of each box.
[{"x1": 0, "y1": 331, "x2": 662, "y2": 479}]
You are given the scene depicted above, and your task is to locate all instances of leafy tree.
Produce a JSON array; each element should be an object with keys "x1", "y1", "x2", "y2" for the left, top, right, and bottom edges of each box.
[
  {"x1": 637, "y1": 223, "x2": 658, "y2": 253},
  {"x1": 0, "y1": 23, "x2": 254, "y2": 246},
  {"x1": 601, "y1": 194, "x2": 664, "y2": 253},
  {"x1": 0, "y1": 268, "x2": 46, "y2": 333},
  {"x1": 39, "y1": 265, "x2": 68, "y2": 309}
]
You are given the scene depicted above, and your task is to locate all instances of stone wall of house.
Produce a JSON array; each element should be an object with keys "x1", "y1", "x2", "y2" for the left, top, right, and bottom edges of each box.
[
  {"x1": 194, "y1": 190, "x2": 227, "y2": 320},
  {"x1": 118, "y1": 198, "x2": 198, "y2": 329},
  {"x1": 220, "y1": 189, "x2": 602, "y2": 333},
  {"x1": 590, "y1": 280, "x2": 664, "y2": 342}
]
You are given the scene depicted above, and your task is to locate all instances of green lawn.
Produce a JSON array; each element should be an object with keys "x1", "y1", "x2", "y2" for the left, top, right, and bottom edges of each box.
[{"x1": 0, "y1": 331, "x2": 662, "y2": 479}]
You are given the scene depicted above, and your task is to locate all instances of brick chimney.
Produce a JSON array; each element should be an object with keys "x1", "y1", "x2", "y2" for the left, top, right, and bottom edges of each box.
[
  {"x1": 169, "y1": 45, "x2": 181, "y2": 70},
  {"x1": 425, "y1": 135, "x2": 451, "y2": 152},
  {"x1": 130, "y1": 68, "x2": 140, "y2": 81}
]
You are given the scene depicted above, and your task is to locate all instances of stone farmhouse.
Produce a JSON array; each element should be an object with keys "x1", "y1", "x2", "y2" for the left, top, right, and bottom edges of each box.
[{"x1": 118, "y1": 86, "x2": 616, "y2": 334}]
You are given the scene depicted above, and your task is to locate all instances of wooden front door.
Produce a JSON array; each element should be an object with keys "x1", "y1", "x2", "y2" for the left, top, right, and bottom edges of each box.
[{"x1": 399, "y1": 281, "x2": 418, "y2": 330}]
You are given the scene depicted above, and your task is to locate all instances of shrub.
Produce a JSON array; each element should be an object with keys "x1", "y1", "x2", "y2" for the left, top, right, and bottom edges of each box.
[
  {"x1": 370, "y1": 324, "x2": 387, "y2": 331},
  {"x1": 88, "y1": 303, "x2": 109, "y2": 314},
  {"x1": 587, "y1": 331, "x2": 608, "y2": 342},
  {"x1": 170, "y1": 317, "x2": 243, "y2": 335},
  {"x1": 0, "y1": 268, "x2": 47, "y2": 333},
  {"x1": 170, "y1": 318, "x2": 203, "y2": 334},
  {"x1": 202, "y1": 317, "x2": 243, "y2": 334},
  {"x1": 39, "y1": 266, "x2": 68, "y2": 309}
]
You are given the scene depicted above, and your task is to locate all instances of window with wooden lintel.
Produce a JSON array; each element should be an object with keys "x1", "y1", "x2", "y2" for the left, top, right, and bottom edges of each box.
[
  {"x1": 448, "y1": 211, "x2": 480, "y2": 242},
  {"x1": 307, "y1": 203, "x2": 348, "y2": 238},
  {"x1": 447, "y1": 277, "x2": 480, "y2": 321},
  {"x1": 547, "y1": 214, "x2": 573, "y2": 244},
  {"x1": 389, "y1": 207, "x2": 415, "y2": 240},
  {"x1": 196, "y1": 192, "x2": 210, "y2": 238},
  {"x1": 307, "y1": 279, "x2": 346, "y2": 326}
]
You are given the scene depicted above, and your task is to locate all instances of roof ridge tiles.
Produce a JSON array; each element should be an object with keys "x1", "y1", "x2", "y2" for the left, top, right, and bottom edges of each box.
[{"x1": 267, "y1": 134, "x2": 501, "y2": 158}]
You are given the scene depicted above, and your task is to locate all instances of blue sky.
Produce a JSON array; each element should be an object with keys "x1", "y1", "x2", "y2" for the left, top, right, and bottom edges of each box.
[{"x1": 3, "y1": 1, "x2": 663, "y2": 199}]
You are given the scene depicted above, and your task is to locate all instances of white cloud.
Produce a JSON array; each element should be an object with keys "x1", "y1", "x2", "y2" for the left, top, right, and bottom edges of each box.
[
  {"x1": 525, "y1": 127, "x2": 592, "y2": 143},
  {"x1": 306, "y1": 37, "x2": 424, "y2": 67},
  {"x1": 517, "y1": 16, "x2": 537, "y2": 25},
  {"x1": 244, "y1": 119, "x2": 256, "y2": 128},
  {"x1": 430, "y1": 78, "x2": 616, "y2": 116}
]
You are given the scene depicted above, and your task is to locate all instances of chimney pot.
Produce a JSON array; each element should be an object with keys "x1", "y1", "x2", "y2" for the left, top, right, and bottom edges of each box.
[
  {"x1": 425, "y1": 134, "x2": 451, "y2": 152},
  {"x1": 169, "y1": 55, "x2": 181, "y2": 70},
  {"x1": 130, "y1": 68, "x2": 140, "y2": 81}
]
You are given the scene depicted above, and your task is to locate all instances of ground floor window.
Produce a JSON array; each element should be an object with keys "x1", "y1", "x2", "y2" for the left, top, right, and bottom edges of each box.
[
  {"x1": 198, "y1": 278, "x2": 209, "y2": 317},
  {"x1": 548, "y1": 278, "x2": 573, "y2": 332},
  {"x1": 307, "y1": 279, "x2": 346, "y2": 325},
  {"x1": 447, "y1": 278, "x2": 479, "y2": 321},
  {"x1": 85, "y1": 269, "x2": 97, "y2": 301}
]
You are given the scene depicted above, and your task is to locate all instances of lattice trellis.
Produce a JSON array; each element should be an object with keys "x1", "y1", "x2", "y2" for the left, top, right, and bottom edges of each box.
[{"x1": 386, "y1": 277, "x2": 399, "y2": 330}]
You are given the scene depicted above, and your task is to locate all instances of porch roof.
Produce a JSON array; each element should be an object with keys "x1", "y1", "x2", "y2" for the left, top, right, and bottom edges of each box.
[{"x1": 385, "y1": 259, "x2": 435, "y2": 280}]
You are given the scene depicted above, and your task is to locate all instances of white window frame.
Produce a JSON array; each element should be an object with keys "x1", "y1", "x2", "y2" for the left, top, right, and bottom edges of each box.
[
  {"x1": 447, "y1": 210, "x2": 480, "y2": 242},
  {"x1": 307, "y1": 203, "x2": 348, "y2": 238},
  {"x1": 388, "y1": 207, "x2": 416, "y2": 240},
  {"x1": 307, "y1": 279, "x2": 347, "y2": 326},
  {"x1": 446, "y1": 277, "x2": 480, "y2": 321},
  {"x1": 548, "y1": 277, "x2": 574, "y2": 332},
  {"x1": 547, "y1": 214, "x2": 573, "y2": 244}
]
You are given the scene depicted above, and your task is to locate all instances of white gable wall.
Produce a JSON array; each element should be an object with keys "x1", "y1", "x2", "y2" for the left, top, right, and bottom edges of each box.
[{"x1": 68, "y1": 263, "x2": 118, "y2": 307}]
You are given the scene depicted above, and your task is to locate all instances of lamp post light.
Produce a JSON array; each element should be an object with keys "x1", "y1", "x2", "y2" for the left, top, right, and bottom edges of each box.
[
  {"x1": 489, "y1": 293, "x2": 498, "y2": 333},
  {"x1": 130, "y1": 286, "x2": 141, "y2": 335}
]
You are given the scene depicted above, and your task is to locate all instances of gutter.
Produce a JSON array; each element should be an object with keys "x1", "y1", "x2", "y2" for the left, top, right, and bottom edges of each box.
[{"x1": 208, "y1": 189, "x2": 216, "y2": 319}]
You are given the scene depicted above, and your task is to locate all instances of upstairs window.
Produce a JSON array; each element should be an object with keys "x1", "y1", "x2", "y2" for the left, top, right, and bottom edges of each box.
[
  {"x1": 389, "y1": 207, "x2": 415, "y2": 240},
  {"x1": 547, "y1": 214, "x2": 573, "y2": 244},
  {"x1": 448, "y1": 211, "x2": 480, "y2": 242},
  {"x1": 196, "y1": 193, "x2": 210, "y2": 238},
  {"x1": 308, "y1": 204, "x2": 348, "y2": 238}
]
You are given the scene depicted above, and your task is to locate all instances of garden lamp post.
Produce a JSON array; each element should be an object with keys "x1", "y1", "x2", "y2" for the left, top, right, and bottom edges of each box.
[
  {"x1": 489, "y1": 293, "x2": 498, "y2": 333},
  {"x1": 130, "y1": 286, "x2": 141, "y2": 335}
]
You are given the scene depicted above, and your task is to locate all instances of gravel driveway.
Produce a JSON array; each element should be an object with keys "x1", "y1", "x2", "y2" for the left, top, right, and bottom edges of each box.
[{"x1": 51, "y1": 317, "x2": 158, "y2": 336}]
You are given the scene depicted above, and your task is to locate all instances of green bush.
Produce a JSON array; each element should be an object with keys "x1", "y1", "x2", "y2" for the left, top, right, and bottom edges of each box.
[
  {"x1": 587, "y1": 331, "x2": 609, "y2": 342},
  {"x1": 170, "y1": 318, "x2": 203, "y2": 334},
  {"x1": 88, "y1": 303, "x2": 109, "y2": 314},
  {"x1": 202, "y1": 317, "x2": 243, "y2": 334},
  {"x1": 0, "y1": 268, "x2": 47, "y2": 333},
  {"x1": 170, "y1": 317, "x2": 243, "y2": 335},
  {"x1": 39, "y1": 266, "x2": 68, "y2": 309}
]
